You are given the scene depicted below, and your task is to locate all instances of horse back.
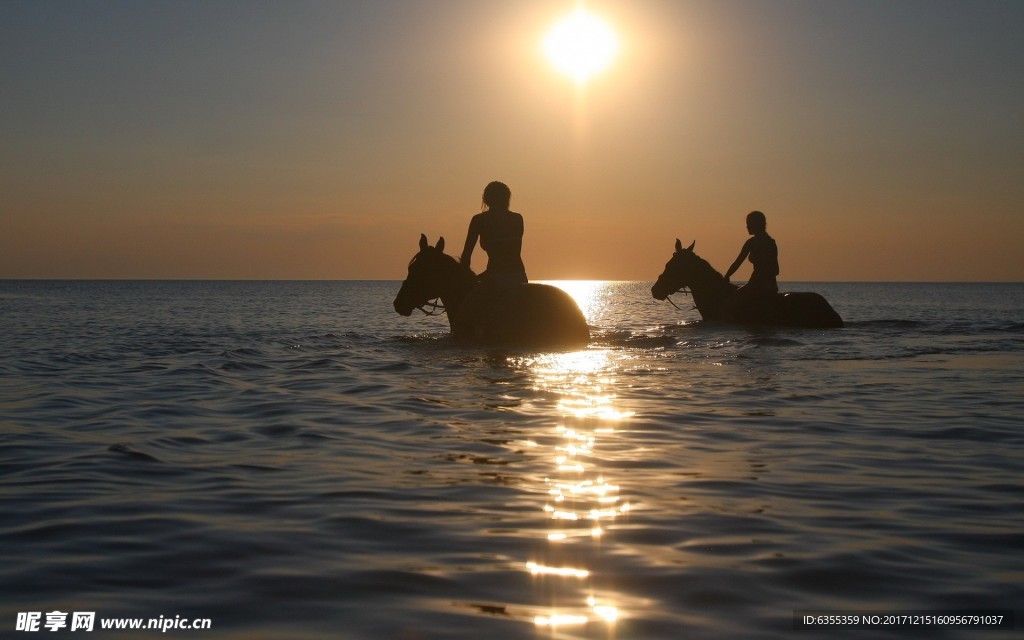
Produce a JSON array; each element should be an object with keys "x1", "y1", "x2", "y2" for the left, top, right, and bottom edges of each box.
[
  {"x1": 457, "y1": 283, "x2": 590, "y2": 346},
  {"x1": 778, "y1": 292, "x2": 844, "y2": 328}
]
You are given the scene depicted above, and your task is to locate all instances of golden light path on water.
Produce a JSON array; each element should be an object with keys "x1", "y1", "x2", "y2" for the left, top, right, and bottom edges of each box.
[{"x1": 515, "y1": 281, "x2": 634, "y2": 630}]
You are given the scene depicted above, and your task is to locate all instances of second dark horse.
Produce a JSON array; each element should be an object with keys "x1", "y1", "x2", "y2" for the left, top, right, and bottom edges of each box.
[{"x1": 652, "y1": 239, "x2": 843, "y2": 328}]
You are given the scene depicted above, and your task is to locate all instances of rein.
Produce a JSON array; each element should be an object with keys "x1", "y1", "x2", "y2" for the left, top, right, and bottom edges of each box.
[
  {"x1": 417, "y1": 298, "x2": 446, "y2": 316},
  {"x1": 666, "y1": 287, "x2": 696, "y2": 312}
]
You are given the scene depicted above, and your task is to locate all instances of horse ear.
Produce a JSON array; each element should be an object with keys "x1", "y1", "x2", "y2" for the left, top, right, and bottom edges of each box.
[
  {"x1": 675, "y1": 239, "x2": 683, "y2": 253},
  {"x1": 419, "y1": 234, "x2": 428, "y2": 251},
  {"x1": 436, "y1": 237, "x2": 445, "y2": 253},
  {"x1": 686, "y1": 241, "x2": 695, "y2": 252}
]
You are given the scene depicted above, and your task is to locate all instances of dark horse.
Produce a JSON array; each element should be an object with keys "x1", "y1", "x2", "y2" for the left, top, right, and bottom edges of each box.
[
  {"x1": 393, "y1": 235, "x2": 590, "y2": 347},
  {"x1": 652, "y1": 239, "x2": 843, "y2": 328}
]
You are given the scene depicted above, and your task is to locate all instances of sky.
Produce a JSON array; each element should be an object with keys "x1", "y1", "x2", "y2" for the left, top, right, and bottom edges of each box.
[{"x1": 2, "y1": 0, "x2": 1022, "y2": 281}]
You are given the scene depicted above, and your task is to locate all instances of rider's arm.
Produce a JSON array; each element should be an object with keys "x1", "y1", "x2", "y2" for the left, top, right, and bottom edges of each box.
[
  {"x1": 510, "y1": 213, "x2": 524, "y2": 257},
  {"x1": 460, "y1": 217, "x2": 480, "y2": 267},
  {"x1": 724, "y1": 241, "x2": 750, "y2": 281}
]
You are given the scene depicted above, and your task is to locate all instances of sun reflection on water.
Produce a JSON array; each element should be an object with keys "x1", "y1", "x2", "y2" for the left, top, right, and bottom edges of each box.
[
  {"x1": 540, "y1": 280, "x2": 609, "y2": 324},
  {"x1": 508, "y1": 282, "x2": 633, "y2": 631}
]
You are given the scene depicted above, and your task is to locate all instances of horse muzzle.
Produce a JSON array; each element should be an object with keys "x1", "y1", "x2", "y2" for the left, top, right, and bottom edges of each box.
[
  {"x1": 651, "y1": 283, "x2": 669, "y2": 300},
  {"x1": 393, "y1": 299, "x2": 414, "y2": 316}
]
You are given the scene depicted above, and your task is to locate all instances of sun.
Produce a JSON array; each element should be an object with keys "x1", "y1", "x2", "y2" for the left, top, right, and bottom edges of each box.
[{"x1": 544, "y1": 8, "x2": 619, "y2": 85}]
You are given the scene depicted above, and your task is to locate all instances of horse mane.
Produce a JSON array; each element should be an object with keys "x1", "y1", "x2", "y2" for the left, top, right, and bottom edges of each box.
[
  {"x1": 410, "y1": 247, "x2": 478, "y2": 282},
  {"x1": 684, "y1": 249, "x2": 729, "y2": 289}
]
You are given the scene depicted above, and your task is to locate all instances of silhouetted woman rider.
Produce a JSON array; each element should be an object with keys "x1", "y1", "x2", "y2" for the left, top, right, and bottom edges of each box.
[
  {"x1": 459, "y1": 181, "x2": 528, "y2": 286},
  {"x1": 724, "y1": 210, "x2": 779, "y2": 294},
  {"x1": 723, "y1": 210, "x2": 779, "y2": 319}
]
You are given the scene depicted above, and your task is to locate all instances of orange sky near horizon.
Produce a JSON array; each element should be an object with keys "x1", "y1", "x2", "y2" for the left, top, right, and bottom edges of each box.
[{"x1": 2, "y1": 0, "x2": 1022, "y2": 281}]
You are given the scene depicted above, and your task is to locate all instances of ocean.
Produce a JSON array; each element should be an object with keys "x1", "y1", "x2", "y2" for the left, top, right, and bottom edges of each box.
[{"x1": 1, "y1": 280, "x2": 1021, "y2": 639}]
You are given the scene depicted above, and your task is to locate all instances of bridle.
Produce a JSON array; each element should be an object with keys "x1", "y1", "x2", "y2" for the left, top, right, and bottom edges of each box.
[{"x1": 660, "y1": 261, "x2": 696, "y2": 311}]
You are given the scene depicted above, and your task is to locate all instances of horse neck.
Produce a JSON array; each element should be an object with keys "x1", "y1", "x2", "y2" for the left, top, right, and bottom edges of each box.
[
  {"x1": 435, "y1": 258, "x2": 477, "y2": 325},
  {"x1": 688, "y1": 258, "x2": 736, "y2": 317}
]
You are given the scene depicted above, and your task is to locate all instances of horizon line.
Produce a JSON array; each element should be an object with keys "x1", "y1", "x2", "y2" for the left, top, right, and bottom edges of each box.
[{"x1": 2, "y1": 278, "x2": 1022, "y2": 285}]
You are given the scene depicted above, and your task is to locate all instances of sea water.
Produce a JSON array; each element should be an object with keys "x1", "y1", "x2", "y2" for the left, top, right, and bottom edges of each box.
[{"x1": 1, "y1": 280, "x2": 1021, "y2": 639}]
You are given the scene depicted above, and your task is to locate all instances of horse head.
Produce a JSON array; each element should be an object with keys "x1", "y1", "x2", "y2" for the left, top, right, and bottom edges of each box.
[
  {"x1": 651, "y1": 239, "x2": 697, "y2": 300},
  {"x1": 393, "y1": 234, "x2": 462, "y2": 316}
]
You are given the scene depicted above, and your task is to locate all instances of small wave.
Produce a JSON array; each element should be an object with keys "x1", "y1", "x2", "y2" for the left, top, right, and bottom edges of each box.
[
  {"x1": 343, "y1": 383, "x2": 392, "y2": 394},
  {"x1": 392, "y1": 333, "x2": 449, "y2": 344},
  {"x1": 597, "y1": 329, "x2": 637, "y2": 342},
  {"x1": 107, "y1": 443, "x2": 161, "y2": 463},
  {"x1": 656, "y1": 321, "x2": 703, "y2": 331},
  {"x1": 220, "y1": 347, "x2": 264, "y2": 358},
  {"x1": 369, "y1": 361, "x2": 412, "y2": 372},
  {"x1": 845, "y1": 319, "x2": 925, "y2": 329},
  {"x1": 289, "y1": 332, "x2": 359, "y2": 348},
  {"x1": 251, "y1": 424, "x2": 301, "y2": 438},
  {"x1": 908, "y1": 425, "x2": 1021, "y2": 443},
  {"x1": 219, "y1": 360, "x2": 270, "y2": 372},
  {"x1": 151, "y1": 436, "x2": 210, "y2": 447},
  {"x1": 230, "y1": 463, "x2": 284, "y2": 473},
  {"x1": 993, "y1": 322, "x2": 1024, "y2": 333},
  {"x1": 627, "y1": 335, "x2": 680, "y2": 349},
  {"x1": 299, "y1": 332, "x2": 346, "y2": 341},
  {"x1": 749, "y1": 336, "x2": 804, "y2": 347},
  {"x1": 286, "y1": 357, "x2": 343, "y2": 371},
  {"x1": 595, "y1": 331, "x2": 678, "y2": 349},
  {"x1": 55, "y1": 351, "x2": 120, "y2": 366}
]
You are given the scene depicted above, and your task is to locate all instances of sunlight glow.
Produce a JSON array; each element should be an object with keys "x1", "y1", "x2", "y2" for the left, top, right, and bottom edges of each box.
[
  {"x1": 543, "y1": 9, "x2": 619, "y2": 84},
  {"x1": 588, "y1": 597, "x2": 620, "y2": 622},
  {"x1": 593, "y1": 605, "x2": 619, "y2": 622},
  {"x1": 515, "y1": 342, "x2": 629, "y2": 632},
  {"x1": 547, "y1": 529, "x2": 601, "y2": 541},
  {"x1": 559, "y1": 396, "x2": 635, "y2": 421},
  {"x1": 526, "y1": 562, "x2": 589, "y2": 578},
  {"x1": 535, "y1": 614, "x2": 588, "y2": 627},
  {"x1": 543, "y1": 280, "x2": 606, "y2": 322},
  {"x1": 534, "y1": 598, "x2": 620, "y2": 628}
]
